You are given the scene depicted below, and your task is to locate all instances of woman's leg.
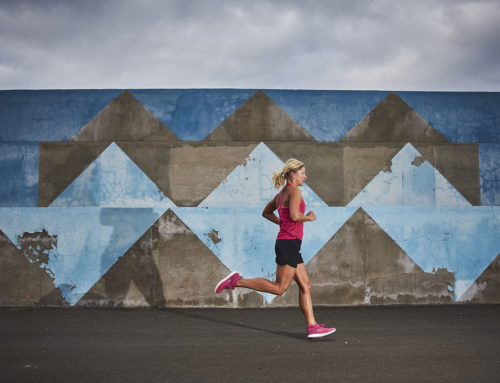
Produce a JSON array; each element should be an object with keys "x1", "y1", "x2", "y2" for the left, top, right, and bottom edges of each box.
[
  {"x1": 294, "y1": 263, "x2": 317, "y2": 327},
  {"x1": 236, "y1": 265, "x2": 295, "y2": 296}
]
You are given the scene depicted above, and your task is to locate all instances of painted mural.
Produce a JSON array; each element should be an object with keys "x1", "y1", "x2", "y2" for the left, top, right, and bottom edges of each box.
[{"x1": 0, "y1": 89, "x2": 499, "y2": 307}]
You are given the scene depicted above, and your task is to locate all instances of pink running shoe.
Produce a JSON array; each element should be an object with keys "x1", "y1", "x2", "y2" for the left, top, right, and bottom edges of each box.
[
  {"x1": 307, "y1": 323, "x2": 336, "y2": 338},
  {"x1": 215, "y1": 271, "x2": 241, "y2": 294}
]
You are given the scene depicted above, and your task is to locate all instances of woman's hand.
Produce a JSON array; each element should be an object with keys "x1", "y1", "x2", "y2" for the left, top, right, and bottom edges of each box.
[{"x1": 306, "y1": 211, "x2": 316, "y2": 221}]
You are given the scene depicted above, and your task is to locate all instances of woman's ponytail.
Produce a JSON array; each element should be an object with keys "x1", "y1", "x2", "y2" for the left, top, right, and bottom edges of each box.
[{"x1": 271, "y1": 158, "x2": 305, "y2": 189}]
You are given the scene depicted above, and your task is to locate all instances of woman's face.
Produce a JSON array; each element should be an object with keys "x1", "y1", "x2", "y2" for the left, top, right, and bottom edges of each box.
[{"x1": 291, "y1": 167, "x2": 307, "y2": 186}]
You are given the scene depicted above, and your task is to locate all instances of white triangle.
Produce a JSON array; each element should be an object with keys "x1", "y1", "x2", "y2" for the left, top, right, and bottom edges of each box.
[
  {"x1": 348, "y1": 143, "x2": 471, "y2": 206},
  {"x1": 200, "y1": 142, "x2": 327, "y2": 207},
  {"x1": 50, "y1": 142, "x2": 175, "y2": 208}
]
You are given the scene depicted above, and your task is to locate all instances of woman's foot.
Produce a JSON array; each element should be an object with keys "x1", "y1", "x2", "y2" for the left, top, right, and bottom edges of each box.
[
  {"x1": 307, "y1": 323, "x2": 336, "y2": 338},
  {"x1": 215, "y1": 271, "x2": 241, "y2": 294}
]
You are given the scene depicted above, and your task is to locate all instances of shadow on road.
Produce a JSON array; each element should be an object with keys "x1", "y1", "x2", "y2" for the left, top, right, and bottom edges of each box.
[{"x1": 167, "y1": 309, "x2": 335, "y2": 342}]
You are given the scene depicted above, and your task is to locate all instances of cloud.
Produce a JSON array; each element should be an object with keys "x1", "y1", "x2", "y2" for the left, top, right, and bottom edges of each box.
[{"x1": 0, "y1": 0, "x2": 499, "y2": 90}]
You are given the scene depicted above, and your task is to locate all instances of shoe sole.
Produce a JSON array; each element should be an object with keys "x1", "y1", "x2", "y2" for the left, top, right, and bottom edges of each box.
[
  {"x1": 214, "y1": 271, "x2": 239, "y2": 294},
  {"x1": 307, "y1": 328, "x2": 336, "y2": 338}
]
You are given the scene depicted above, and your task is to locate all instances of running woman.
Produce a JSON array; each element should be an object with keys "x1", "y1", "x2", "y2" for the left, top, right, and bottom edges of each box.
[{"x1": 215, "y1": 159, "x2": 336, "y2": 339}]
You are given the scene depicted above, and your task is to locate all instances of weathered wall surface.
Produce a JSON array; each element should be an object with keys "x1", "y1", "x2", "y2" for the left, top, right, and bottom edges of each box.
[{"x1": 0, "y1": 89, "x2": 499, "y2": 307}]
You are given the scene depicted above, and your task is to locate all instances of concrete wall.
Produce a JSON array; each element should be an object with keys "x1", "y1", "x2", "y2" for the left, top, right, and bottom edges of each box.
[{"x1": 0, "y1": 89, "x2": 499, "y2": 307}]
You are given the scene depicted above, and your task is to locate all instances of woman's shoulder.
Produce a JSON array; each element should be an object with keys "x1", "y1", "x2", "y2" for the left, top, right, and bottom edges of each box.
[
  {"x1": 287, "y1": 185, "x2": 302, "y2": 194},
  {"x1": 286, "y1": 185, "x2": 302, "y2": 200}
]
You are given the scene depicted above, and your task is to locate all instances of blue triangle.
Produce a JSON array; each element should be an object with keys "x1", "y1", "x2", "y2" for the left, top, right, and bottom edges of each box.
[
  {"x1": 264, "y1": 90, "x2": 390, "y2": 141},
  {"x1": 479, "y1": 144, "x2": 500, "y2": 206},
  {"x1": 0, "y1": 142, "x2": 39, "y2": 207},
  {"x1": 129, "y1": 89, "x2": 256, "y2": 140},
  {"x1": 200, "y1": 142, "x2": 327, "y2": 207},
  {"x1": 50, "y1": 142, "x2": 175, "y2": 208},
  {"x1": 348, "y1": 143, "x2": 471, "y2": 206},
  {"x1": 172, "y1": 206, "x2": 357, "y2": 302},
  {"x1": 363, "y1": 206, "x2": 500, "y2": 300},
  {"x1": 0, "y1": 207, "x2": 167, "y2": 305}
]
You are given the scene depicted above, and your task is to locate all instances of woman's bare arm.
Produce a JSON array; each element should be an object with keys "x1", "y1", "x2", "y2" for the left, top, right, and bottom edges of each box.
[
  {"x1": 262, "y1": 194, "x2": 280, "y2": 225},
  {"x1": 289, "y1": 187, "x2": 316, "y2": 222}
]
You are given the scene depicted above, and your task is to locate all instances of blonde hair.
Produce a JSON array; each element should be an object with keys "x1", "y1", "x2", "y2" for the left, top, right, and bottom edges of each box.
[{"x1": 272, "y1": 158, "x2": 305, "y2": 189}]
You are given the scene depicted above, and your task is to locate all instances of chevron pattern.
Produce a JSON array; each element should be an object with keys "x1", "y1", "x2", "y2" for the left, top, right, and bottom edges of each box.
[{"x1": 0, "y1": 89, "x2": 499, "y2": 307}]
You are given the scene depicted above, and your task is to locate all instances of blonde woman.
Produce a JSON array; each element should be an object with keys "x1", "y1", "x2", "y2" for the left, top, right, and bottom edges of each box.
[{"x1": 215, "y1": 159, "x2": 336, "y2": 339}]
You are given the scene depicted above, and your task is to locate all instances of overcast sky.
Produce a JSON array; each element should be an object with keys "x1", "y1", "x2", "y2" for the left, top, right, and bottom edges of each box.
[{"x1": 0, "y1": 0, "x2": 499, "y2": 91}]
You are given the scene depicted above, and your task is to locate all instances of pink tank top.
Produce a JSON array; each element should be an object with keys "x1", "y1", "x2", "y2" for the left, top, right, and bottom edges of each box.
[{"x1": 277, "y1": 184, "x2": 306, "y2": 240}]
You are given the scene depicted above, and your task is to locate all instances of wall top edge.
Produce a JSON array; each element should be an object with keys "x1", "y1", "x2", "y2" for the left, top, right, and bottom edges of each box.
[{"x1": 0, "y1": 88, "x2": 498, "y2": 94}]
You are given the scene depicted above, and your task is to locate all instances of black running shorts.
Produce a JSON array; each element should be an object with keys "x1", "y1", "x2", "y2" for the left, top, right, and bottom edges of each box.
[{"x1": 275, "y1": 239, "x2": 304, "y2": 268}]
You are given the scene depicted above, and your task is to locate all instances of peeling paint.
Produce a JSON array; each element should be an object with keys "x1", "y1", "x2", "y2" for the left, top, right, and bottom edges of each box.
[
  {"x1": 0, "y1": 207, "x2": 166, "y2": 305},
  {"x1": 17, "y1": 229, "x2": 57, "y2": 266},
  {"x1": 411, "y1": 156, "x2": 425, "y2": 167},
  {"x1": 17, "y1": 229, "x2": 57, "y2": 280},
  {"x1": 382, "y1": 159, "x2": 393, "y2": 173},
  {"x1": 207, "y1": 229, "x2": 221, "y2": 244},
  {"x1": 364, "y1": 206, "x2": 500, "y2": 301},
  {"x1": 157, "y1": 212, "x2": 190, "y2": 241}
]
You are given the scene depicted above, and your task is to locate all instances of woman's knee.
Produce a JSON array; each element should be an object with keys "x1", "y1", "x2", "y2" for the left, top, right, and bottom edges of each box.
[
  {"x1": 274, "y1": 284, "x2": 288, "y2": 296},
  {"x1": 298, "y1": 279, "x2": 311, "y2": 293}
]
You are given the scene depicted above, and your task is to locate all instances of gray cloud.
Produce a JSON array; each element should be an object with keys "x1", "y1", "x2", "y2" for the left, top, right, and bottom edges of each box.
[{"x1": 0, "y1": 0, "x2": 499, "y2": 90}]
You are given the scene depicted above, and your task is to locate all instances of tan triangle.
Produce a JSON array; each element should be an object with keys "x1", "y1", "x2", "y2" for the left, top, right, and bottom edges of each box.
[
  {"x1": 0, "y1": 230, "x2": 67, "y2": 306},
  {"x1": 118, "y1": 142, "x2": 259, "y2": 206},
  {"x1": 38, "y1": 142, "x2": 109, "y2": 206},
  {"x1": 77, "y1": 209, "x2": 263, "y2": 307},
  {"x1": 72, "y1": 90, "x2": 180, "y2": 141},
  {"x1": 362, "y1": 210, "x2": 453, "y2": 304},
  {"x1": 203, "y1": 90, "x2": 316, "y2": 141},
  {"x1": 460, "y1": 253, "x2": 500, "y2": 303},
  {"x1": 77, "y1": 220, "x2": 166, "y2": 307},
  {"x1": 412, "y1": 143, "x2": 480, "y2": 205},
  {"x1": 272, "y1": 208, "x2": 454, "y2": 306},
  {"x1": 156, "y1": 210, "x2": 264, "y2": 307},
  {"x1": 341, "y1": 93, "x2": 449, "y2": 143},
  {"x1": 266, "y1": 142, "x2": 345, "y2": 206}
]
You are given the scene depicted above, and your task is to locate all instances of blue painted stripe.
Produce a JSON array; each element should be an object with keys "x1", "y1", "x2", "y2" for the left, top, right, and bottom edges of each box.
[
  {"x1": 0, "y1": 142, "x2": 39, "y2": 206},
  {"x1": 1, "y1": 90, "x2": 498, "y2": 143},
  {"x1": 129, "y1": 89, "x2": 256, "y2": 140},
  {"x1": 363, "y1": 206, "x2": 500, "y2": 301},
  {"x1": 173, "y1": 206, "x2": 358, "y2": 302},
  {"x1": 480, "y1": 144, "x2": 500, "y2": 205},
  {"x1": 398, "y1": 91, "x2": 500, "y2": 143},
  {"x1": 0, "y1": 90, "x2": 123, "y2": 141},
  {"x1": 264, "y1": 89, "x2": 390, "y2": 141}
]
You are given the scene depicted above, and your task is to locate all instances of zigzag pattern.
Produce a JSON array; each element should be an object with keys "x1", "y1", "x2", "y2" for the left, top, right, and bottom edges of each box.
[{"x1": 0, "y1": 89, "x2": 499, "y2": 307}]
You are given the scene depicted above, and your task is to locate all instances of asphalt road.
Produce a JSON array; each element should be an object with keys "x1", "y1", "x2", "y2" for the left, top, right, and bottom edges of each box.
[{"x1": 1, "y1": 305, "x2": 499, "y2": 382}]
